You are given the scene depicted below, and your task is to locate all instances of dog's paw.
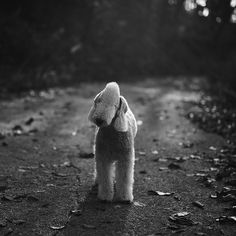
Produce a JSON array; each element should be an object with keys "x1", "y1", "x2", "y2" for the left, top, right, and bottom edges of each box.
[
  {"x1": 115, "y1": 199, "x2": 133, "y2": 204},
  {"x1": 98, "y1": 189, "x2": 113, "y2": 202},
  {"x1": 115, "y1": 192, "x2": 133, "y2": 203}
]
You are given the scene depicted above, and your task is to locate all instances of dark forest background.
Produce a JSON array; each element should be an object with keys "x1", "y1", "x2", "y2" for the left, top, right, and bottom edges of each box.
[{"x1": 0, "y1": 0, "x2": 236, "y2": 91}]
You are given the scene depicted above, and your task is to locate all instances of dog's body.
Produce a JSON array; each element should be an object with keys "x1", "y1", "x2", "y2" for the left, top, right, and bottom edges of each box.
[{"x1": 88, "y1": 82, "x2": 137, "y2": 202}]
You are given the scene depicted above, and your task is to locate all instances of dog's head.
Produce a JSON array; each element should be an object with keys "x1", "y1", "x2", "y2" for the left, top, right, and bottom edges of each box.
[
  {"x1": 88, "y1": 82, "x2": 128, "y2": 131},
  {"x1": 88, "y1": 82, "x2": 120, "y2": 127}
]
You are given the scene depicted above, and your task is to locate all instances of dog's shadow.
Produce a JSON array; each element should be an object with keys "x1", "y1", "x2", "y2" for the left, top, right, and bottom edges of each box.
[{"x1": 66, "y1": 185, "x2": 133, "y2": 236}]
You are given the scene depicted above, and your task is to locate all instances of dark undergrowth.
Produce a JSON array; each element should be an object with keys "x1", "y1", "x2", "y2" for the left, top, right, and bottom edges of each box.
[{"x1": 0, "y1": 0, "x2": 236, "y2": 92}]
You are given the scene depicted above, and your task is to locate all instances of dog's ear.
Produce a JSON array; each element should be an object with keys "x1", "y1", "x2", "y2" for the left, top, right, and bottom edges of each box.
[
  {"x1": 118, "y1": 96, "x2": 128, "y2": 113},
  {"x1": 94, "y1": 92, "x2": 102, "y2": 103},
  {"x1": 113, "y1": 96, "x2": 128, "y2": 132}
]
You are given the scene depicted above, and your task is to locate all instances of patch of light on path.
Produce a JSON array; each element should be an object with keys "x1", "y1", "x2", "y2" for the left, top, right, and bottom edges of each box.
[{"x1": 164, "y1": 91, "x2": 201, "y2": 103}]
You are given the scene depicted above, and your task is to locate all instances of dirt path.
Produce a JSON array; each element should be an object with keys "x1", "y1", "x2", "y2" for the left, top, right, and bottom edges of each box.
[{"x1": 0, "y1": 79, "x2": 235, "y2": 235}]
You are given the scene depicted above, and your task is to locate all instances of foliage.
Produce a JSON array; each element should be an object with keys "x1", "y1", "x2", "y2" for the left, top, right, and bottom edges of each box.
[{"x1": 0, "y1": 0, "x2": 235, "y2": 91}]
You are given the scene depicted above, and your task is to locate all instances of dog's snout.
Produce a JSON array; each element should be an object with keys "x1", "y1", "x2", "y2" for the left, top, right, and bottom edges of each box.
[{"x1": 95, "y1": 118, "x2": 104, "y2": 126}]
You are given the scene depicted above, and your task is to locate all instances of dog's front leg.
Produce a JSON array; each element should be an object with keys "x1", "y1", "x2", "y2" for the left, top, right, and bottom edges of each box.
[
  {"x1": 96, "y1": 157, "x2": 114, "y2": 201},
  {"x1": 115, "y1": 153, "x2": 134, "y2": 203}
]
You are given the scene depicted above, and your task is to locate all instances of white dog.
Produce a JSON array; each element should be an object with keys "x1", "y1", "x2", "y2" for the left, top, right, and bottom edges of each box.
[{"x1": 88, "y1": 82, "x2": 137, "y2": 202}]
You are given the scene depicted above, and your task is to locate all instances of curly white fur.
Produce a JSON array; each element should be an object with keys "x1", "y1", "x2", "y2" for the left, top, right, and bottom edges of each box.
[{"x1": 88, "y1": 82, "x2": 137, "y2": 202}]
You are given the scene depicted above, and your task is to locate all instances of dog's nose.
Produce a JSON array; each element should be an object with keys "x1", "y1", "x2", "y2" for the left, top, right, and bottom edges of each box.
[{"x1": 95, "y1": 118, "x2": 104, "y2": 126}]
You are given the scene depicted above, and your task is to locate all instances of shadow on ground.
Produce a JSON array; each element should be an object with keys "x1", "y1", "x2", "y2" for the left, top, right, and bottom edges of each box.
[{"x1": 66, "y1": 185, "x2": 132, "y2": 236}]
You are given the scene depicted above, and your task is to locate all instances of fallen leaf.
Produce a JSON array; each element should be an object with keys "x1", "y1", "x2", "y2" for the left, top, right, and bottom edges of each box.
[
  {"x1": 169, "y1": 212, "x2": 197, "y2": 226},
  {"x1": 195, "y1": 173, "x2": 208, "y2": 177},
  {"x1": 209, "y1": 194, "x2": 218, "y2": 199},
  {"x1": 82, "y1": 224, "x2": 96, "y2": 229},
  {"x1": 11, "y1": 219, "x2": 26, "y2": 225},
  {"x1": 175, "y1": 212, "x2": 190, "y2": 217},
  {"x1": 12, "y1": 125, "x2": 24, "y2": 135},
  {"x1": 216, "y1": 216, "x2": 236, "y2": 224},
  {"x1": 79, "y1": 152, "x2": 94, "y2": 159},
  {"x1": 192, "y1": 201, "x2": 204, "y2": 209},
  {"x1": 1, "y1": 195, "x2": 14, "y2": 201},
  {"x1": 27, "y1": 195, "x2": 39, "y2": 202},
  {"x1": 133, "y1": 201, "x2": 146, "y2": 207},
  {"x1": 222, "y1": 194, "x2": 236, "y2": 202},
  {"x1": 13, "y1": 193, "x2": 28, "y2": 201},
  {"x1": 60, "y1": 161, "x2": 71, "y2": 167},
  {"x1": 50, "y1": 225, "x2": 65, "y2": 230},
  {"x1": 52, "y1": 172, "x2": 68, "y2": 177},
  {"x1": 224, "y1": 205, "x2": 236, "y2": 212},
  {"x1": 186, "y1": 173, "x2": 195, "y2": 177},
  {"x1": 18, "y1": 168, "x2": 27, "y2": 173},
  {"x1": 25, "y1": 117, "x2": 34, "y2": 125},
  {"x1": 152, "y1": 150, "x2": 159, "y2": 155},
  {"x1": 182, "y1": 141, "x2": 194, "y2": 148},
  {"x1": 167, "y1": 224, "x2": 182, "y2": 230},
  {"x1": 70, "y1": 209, "x2": 82, "y2": 216},
  {"x1": 138, "y1": 151, "x2": 146, "y2": 156},
  {"x1": 171, "y1": 228, "x2": 186, "y2": 233},
  {"x1": 174, "y1": 195, "x2": 181, "y2": 201},
  {"x1": 148, "y1": 190, "x2": 174, "y2": 196},
  {"x1": 190, "y1": 155, "x2": 201, "y2": 159},
  {"x1": 197, "y1": 175, "x2": 215, "y2": 187},
  {"x1": 167, "y1": 224, "x2": 186, "y2": 233},
  {"x1": 168, "y1": 163, "x2": 181, "y2": 170},
  {"x1": 209, "y1": 146, "x2": 217, "y2": 151},
  {"x1": 210, "y1": 167, "x2": 218, "y2": 171},
  {"x1": 173, "y1": 156, "x2": 189, "y2": 162},
  {"x1": 159, "y1": 167, "x2": 168, "y2": 171},
  {"x1": 2, "y1": 142, "x2": 8, "y2": 147},
  {"x1": 29, "y1": 128, "x2": 38, "y2": 134},
  {"x1": 46, "y1": 183, "x2": 56, "y2": 187}
]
